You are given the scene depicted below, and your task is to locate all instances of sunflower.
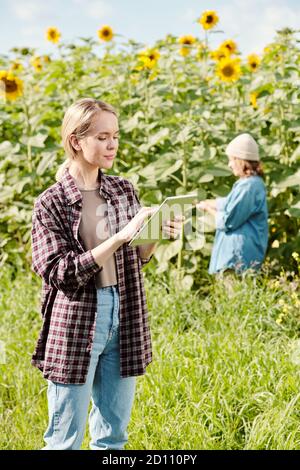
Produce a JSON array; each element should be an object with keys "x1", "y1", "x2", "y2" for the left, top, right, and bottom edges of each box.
[
  {"x1": 178, "y1": 35, "x2": 196, "y2": 46},
  {"x1": 210, "y1": 47, "x2": 230, "y2": 62},
  {"x1": 198, "y1": 10, "x2": 219, "y2": 30},
  {"x1": 138, "y1": 49, "x2": 160, "y2": 69},
  {"x1": 10, "y1": 61, "x2": 24, "y2": 72},
  {"x1": 247, "y1": 54, "x2": 261, "y2": 72},
  {"x1": 0, "y1": 70, "x2": 23, "y2": 101},
  {"x1": 46, "y1": 27, "x2": 61, "y2": 44},
  {"x1": 220, "y1": 39, "x2": 237, "y2": 55},
  {"x1": 97, "y1": 25, "x2": 114, "y2": 42},
  {"x1": 178, "y1": 35, "x2": 196, "y2": 57},
  {"x1": 42, "y1": 55, "x2": 51, "y2": 63},
  {"x1": 30, "y1": 56, "x2": 43, "y2": 72},
  {"x1": 179, "y1": 47, "x2": 191, "y2": 57},
  {"x1": 216, "y1": 57, "x2": 241, "y2": 83},
  {"x1": 250, "y1": 92, "x2": 258, "y2": 109}
]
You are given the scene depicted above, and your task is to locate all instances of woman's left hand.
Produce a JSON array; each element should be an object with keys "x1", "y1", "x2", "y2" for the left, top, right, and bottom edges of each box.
[
  {"x1": 162, "y1": 215, "x2": 185, "y2": 239},
  {"x1": 196, "y1": 200, "x2": 209, "y2": 211}
]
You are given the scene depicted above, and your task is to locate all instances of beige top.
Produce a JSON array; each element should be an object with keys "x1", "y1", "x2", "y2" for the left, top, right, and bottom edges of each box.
[{"x1": 78, "y1": 187, "x2": 118, "y2": 289}]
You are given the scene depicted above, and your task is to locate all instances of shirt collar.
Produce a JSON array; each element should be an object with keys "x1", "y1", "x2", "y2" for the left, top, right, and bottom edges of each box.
[{"x1": 60, "y1": 166, "x2": 113, "y2": 205}]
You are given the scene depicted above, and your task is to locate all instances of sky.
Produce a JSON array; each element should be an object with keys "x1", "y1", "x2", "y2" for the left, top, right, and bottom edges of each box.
[{"x1": 1, "y1": 0, "x2": 300, "y2": 58}]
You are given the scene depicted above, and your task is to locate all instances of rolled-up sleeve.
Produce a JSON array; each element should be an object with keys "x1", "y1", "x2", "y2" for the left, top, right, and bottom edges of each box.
[{"x1": 31, "y1": 203, "x2": 102, "y2": 296}]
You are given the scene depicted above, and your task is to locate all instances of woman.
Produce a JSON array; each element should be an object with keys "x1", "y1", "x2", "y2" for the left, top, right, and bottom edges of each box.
[
  {"x1": 196, "y1": 133, "x2": 268, "y2": 275},
  {"x1": 30, "y1": 98, "x2": 184, "y2": 450}
]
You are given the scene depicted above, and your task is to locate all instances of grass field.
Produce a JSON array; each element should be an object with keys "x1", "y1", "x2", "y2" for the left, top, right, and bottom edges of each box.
[{"x1": 0, "y1": 267, "x2": 300, "y2": 450}]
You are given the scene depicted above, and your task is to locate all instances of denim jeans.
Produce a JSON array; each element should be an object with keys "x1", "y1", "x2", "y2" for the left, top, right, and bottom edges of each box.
[{"x1": 42, "y1": 285, "x2": 136, "y2": 450}]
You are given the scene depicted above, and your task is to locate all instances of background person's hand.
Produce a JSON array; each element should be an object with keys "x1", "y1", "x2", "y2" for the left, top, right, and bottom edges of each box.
[
  {"x1": 196, "y1": 200, "x2": 210, "y2": 211},
  {"x1": 117, "y1": 207, "x2": 156, "y2": 244},
  {"x1": 162, "y1": 215, "x2": 185, "y2": 239}
]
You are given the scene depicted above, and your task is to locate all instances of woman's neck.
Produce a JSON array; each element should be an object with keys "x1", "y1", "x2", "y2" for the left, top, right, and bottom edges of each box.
[{"x1": 69, "y1": 164, "x2": 101, "y2": 190}]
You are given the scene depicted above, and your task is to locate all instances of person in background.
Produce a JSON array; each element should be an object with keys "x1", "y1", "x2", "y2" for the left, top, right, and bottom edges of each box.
[{"x1": 196, "y1": 133, "x2": 268, "y2": 275}]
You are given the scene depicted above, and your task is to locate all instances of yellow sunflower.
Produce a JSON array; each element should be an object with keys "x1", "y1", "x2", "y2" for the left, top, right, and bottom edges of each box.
[
  {"x1": 178, "y1": 35, "x2": 196, "y2": 57},
  {"x1": 210, "y1": 47, "x2": 230, "y2": 61},
  {"x1": 216, "y1": 57, "x2": 241, "y2": 83},
  {"x1": 97, "y1": 25, "x2": 114, "y2": 42},
  {"x1": 46, "y1": 27, "x2": 61, "y2": 44},
  {"x1": 42, "y1": 55, "x2": 51, "y2": 63},
  {"x1": 138, "y1": 49, "x2": 160, "y2": 69},
  {"x1": 10, "y1": 61, "x2": 24, "y2": 72},
  {"x1": 220, "y1": 39, "x2": 238, "y2": 55},
  {"x1": 0, "y1": 70, "x2": 23, "y2": 101},
  {"x1": 250, "y1": 92, "x2": 258, "y2": 109},
  {"x1": 247, "y1": 54, "x2": 261, "y2": 72},
  {"x1": 198, "y1": 10, "x2": 219, "y2": 30},
  {"x1": 30, "y1": 56, "x2": 43, "y2": 72},
  {"x1": 179, "y1": 47, "x2": 191, "y2": 57},
  {"x1": 178, "y1": 35, "x2": 196, "y2": 46}
]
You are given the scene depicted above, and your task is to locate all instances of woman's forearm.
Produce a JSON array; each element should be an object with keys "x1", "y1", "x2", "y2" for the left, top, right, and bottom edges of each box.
[{"x1": 91, "y1": 233, "x2": 124, "y2": 268}]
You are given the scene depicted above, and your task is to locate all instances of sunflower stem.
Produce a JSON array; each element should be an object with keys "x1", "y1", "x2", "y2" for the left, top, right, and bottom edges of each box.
[{"x1": 21, "y1": 95, "x2": 32, "y2": 172}]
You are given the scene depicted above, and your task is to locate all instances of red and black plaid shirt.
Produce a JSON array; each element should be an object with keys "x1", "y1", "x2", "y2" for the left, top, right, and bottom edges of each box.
[{"x1": 30, "y1": 167, "x2": 153, "y2": 384}]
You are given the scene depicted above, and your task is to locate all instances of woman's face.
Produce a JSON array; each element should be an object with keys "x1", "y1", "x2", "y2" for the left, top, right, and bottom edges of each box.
[
  {"x1": 77, "y1": 111, "x2": 119, "y2": 170},
  {"x1": 228, "y1": 156, "x2": 241, "y2": 176}
]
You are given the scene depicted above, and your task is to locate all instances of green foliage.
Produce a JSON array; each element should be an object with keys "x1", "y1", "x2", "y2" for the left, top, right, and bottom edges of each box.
[
  {"x1": 0, "y1": 29, "x2": 299, "y2": 284},
  {"x1": 1, "y1": 267, "x2": 300, "y2": 449}
]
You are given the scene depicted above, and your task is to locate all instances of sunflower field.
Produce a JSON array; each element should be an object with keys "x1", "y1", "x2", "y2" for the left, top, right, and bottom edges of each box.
[{"x1": 0, "y1": 11, "x2": 300, "y2": 289}]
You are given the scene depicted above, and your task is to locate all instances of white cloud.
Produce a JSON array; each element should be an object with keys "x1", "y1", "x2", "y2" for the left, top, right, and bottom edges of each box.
[
  {"x1": 10, "y1": 0, "x2": 52, "y2": 22},
  {"x1": 71, "y1": 0, "x2": 113, "y2": 20},
  {"x1": 20, "y1": 24, "x2": 44, "y2": 37},
  {"x1": 182, "y1": 8, "x2": 197, "y2": 23}
]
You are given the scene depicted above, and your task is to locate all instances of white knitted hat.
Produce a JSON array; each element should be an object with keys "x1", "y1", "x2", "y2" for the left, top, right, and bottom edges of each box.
[{"x1": 225, "y1": 133, "x2": 259, "y2": 161}]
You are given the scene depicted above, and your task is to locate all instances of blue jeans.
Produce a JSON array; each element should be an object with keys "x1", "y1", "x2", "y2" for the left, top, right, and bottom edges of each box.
[{"x1": 42, "y1": 285, "x2": 136, "y2": 450}]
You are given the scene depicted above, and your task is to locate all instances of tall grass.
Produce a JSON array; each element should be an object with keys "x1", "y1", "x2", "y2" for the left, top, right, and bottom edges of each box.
[{"x1": 0, "y1": 267, "x2": 300, "y2": 449}]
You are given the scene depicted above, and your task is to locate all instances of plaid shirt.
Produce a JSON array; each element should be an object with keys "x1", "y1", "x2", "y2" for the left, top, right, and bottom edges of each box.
[{"x1": 30, "y1": 167, "x2": 153, "y2": 384}]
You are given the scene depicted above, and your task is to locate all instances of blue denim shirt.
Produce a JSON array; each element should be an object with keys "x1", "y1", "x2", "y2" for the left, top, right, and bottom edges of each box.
[{"x1": 209, "y1": 175, "x2": 268, "y2": 274}]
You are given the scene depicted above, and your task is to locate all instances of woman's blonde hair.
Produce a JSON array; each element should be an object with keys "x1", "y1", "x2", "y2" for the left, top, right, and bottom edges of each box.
[
  {"x1": 233, "y1": 157, "x2": 264, "y2": 178},
  {"x1": 55, "y1": 98, "x2": 118, "y2": 182}
]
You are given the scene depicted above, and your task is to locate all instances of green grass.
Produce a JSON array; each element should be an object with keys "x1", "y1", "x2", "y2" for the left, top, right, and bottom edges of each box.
[{"x1": 1, "y1": 267, "x2": 300, "y2": 450}]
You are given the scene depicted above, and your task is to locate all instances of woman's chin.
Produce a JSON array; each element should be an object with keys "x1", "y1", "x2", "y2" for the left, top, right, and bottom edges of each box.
[{"x1": 100, "y1": 159, "x2": 114, "y2": 169}]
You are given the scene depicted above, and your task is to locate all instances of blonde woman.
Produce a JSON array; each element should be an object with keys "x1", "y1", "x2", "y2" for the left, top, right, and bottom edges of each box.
[
  {"x1": 196, "y1": 133, "x2": 268, "y2": 274},
  {"x1": 30, "y1": 98, "x2": 184, "y2": 450}
]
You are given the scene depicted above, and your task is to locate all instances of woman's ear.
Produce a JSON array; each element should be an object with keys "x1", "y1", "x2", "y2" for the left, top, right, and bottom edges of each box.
[{"x1": 70, "y1": 134, "x2": 81, "y2": 151}]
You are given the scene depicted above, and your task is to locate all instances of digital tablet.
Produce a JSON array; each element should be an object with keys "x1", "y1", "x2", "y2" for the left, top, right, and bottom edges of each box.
[{"x1": 128, "y1": 194, "x2": 197, "y2": 247}]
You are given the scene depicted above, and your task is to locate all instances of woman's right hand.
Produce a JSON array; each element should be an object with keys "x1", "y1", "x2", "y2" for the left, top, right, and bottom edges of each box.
[
  {"x1": 116, "y1": 207, "x2": 157, "y2": 244},
  {"x1": 196, "y1": 199, "x2": 217, "y2": 211}
]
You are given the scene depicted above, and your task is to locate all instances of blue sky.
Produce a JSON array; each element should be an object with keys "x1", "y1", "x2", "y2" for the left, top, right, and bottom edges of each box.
[{"x1": 1, "y1": 0, "x2": 300, "y2": 58}]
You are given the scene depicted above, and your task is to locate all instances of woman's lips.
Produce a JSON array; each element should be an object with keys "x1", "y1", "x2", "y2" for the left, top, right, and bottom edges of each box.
[{"x1": 104, "y1": 155, "x2": 115, "y2": 160}]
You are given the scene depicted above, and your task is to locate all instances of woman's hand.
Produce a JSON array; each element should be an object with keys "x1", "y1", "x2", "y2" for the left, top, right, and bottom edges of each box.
[
  {"x1": 162, "y1": 215, "x2": 185, "y2": 239},
  {"x1": 196, "y1": 200, "x2": 210, "y2": 211},
  {"x1": 117, "y1": 207, "x2": 156, "y2": 244},
  {"x1": 196, "y1": 199, "x2": 217, "y2": 212}
]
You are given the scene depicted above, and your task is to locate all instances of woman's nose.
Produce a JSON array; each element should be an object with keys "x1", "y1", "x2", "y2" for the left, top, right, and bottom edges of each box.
[{"x1": 107, "y1": 139, "x2": 117, "y2": 149}]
